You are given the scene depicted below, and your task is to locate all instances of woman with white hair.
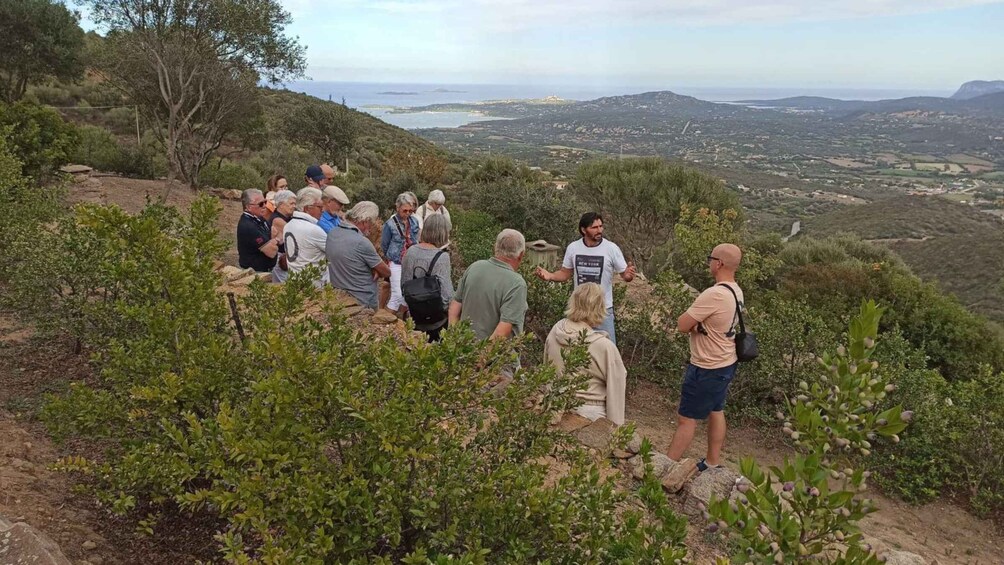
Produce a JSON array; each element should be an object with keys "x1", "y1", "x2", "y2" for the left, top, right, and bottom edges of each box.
[
  {"x1": 381, "y1": 192, "x2": 421, "y2": 315},
  {"x1": 544, "y1": 282, "x2": 627, "y2": 425},
  {"x1": 401, "y1": 214, "x2": 454, "y2": 341},
  {"x1": 269, "y1": 189, "x2": 296, "y2": 283},
  {"x1": 415, "y1": 189, "x2": 451, "y2": 231}
]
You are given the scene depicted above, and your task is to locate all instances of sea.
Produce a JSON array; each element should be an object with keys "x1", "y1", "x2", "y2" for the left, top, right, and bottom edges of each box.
[{"x1": 284, "y1": 81, "x2": 953, "y2": 130}]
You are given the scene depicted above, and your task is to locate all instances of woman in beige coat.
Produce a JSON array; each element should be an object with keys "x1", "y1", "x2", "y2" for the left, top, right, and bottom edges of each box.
[{"x1": 544, "y1": 282, "x2": 627, "y2": 425}]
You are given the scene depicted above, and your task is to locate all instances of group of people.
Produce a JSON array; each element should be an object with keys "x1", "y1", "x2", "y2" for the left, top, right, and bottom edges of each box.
[{"x1": 237, "y1": 165, "x2": 747, "y2": 474}]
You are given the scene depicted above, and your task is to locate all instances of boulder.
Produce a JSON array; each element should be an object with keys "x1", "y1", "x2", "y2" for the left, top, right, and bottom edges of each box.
[
  {"x1": 371, "y1": 309, "x2": 400, "y2": 325},
  {"x1": 629, "y1": 451, "x2": 676, "y2": 480},
  {"x1": 573, "y1": 418, "x2": 617, "y2": 450},
  {"x1": 0, "y1": 516, "x2": 72, "y2": 565},
  {"x1": 209, "y1": 188, "x2": 243, "y2": 201},
  {"x1": 660, "y1": 458, "x2": 698, "y2": 493},
  {"x1": 231, "y1": 274, "x2": 258, "y2": 286},
  {"x1": 882, "y1": 550, "x2": 927, "y2": 565},
  {"x1": 625, "y1": 431, "x2": 644, "y2": 454},
  {"x1": 554, "y1": 412, "x2": 592, "y2": 433},
  {"x1": 682, "y1": 466, "x2": 740, "y2": 517},
  {"x1": 221, "y1": 266, "x2": 255, "y2": 282}
]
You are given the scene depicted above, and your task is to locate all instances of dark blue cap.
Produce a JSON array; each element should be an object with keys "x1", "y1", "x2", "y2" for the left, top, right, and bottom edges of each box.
[{"x1": 305, "y1": 165, "x2": 324, "y2": 183}]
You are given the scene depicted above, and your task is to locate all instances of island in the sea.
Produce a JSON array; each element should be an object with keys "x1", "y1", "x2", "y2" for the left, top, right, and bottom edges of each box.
[{"x1": 430, "y1": 88, "x2": 467, "y2": 93}]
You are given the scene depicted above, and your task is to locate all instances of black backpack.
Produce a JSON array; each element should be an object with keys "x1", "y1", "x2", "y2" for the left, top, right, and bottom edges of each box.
[
  {"x1": 719, "y1": 283, "x2": 759, "y2": 362},
  {"x1": 403, "y1": 250, "x2": 448, "y2": 331}
]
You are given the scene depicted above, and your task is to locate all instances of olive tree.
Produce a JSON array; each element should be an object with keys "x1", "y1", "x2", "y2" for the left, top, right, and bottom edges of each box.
[
  {"x1": 283, "y1": 99, "x2": 358, "y2": 167},
  {"x1": 0, "y1": 0, "x2": 86, "y2": 103},
  {"x1": 84, "y1": 0, "x2": 305, "y2": 188}
]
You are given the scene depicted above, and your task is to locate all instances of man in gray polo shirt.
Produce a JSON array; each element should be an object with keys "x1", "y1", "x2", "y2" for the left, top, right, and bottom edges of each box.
[
  {"x1": 325, "y1": 201, "x2": 391, "y2": 309},
  {"x1": 449, "y1": 229, "x2": 528, "y2": 340}
]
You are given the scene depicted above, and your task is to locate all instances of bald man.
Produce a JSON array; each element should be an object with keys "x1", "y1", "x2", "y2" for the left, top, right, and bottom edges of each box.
[{"x1": 666, "y1": 243, "x2": 745, "y2": 473}]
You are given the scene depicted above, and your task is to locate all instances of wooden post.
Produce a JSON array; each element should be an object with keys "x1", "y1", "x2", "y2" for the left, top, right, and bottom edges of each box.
[
  {"x1": 134, "y1": 105, "x2": 141, "y2": 147},
  {"x1": 227, "y1": 292, "x2": 246, "y2": 342}
]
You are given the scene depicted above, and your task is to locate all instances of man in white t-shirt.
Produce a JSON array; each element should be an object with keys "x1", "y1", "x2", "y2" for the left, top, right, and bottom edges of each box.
[
  {"x1": 534, "y1": 212, "x2": 636, "y2": 344},
  {"x1": 283, "y1": 187, "x2": 330, "y2": 287}
]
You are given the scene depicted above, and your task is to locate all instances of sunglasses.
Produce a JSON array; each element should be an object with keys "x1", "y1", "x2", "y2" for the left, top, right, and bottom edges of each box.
[{"x1": 707, "y1": 255, "x2": 721, "y2": 262}]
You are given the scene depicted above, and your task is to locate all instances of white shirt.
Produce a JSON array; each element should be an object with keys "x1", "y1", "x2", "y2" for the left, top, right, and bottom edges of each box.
[
  {"x1": 415, "y1": 202, "x2": 451, "y2": 231},
  {"x1": 283, "y1": 211, "x2": 329, "y2": 284},
  {"x1": 562, "y1": 238, "x2": 628, "y2": 309}
]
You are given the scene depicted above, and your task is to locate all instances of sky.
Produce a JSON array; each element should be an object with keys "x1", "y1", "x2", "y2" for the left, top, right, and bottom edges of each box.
[
  {"x1": 284, "y1": 0, "x2": 1004, "y2": 90},
  {"x1": 83, "y1": 0, "x2": 1004, "y2": 91}
]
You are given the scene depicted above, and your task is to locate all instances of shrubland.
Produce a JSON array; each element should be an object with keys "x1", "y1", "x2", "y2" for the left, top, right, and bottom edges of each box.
[
  {"x1": 3, "y1": 74, "x2": 1003, "y2": 559},
  {"x1": 706, "y1": 302, "x2": 910, "y2": 563},
  {"x1": 4, "y1": 176, "x2": 694, "y2": 561}
]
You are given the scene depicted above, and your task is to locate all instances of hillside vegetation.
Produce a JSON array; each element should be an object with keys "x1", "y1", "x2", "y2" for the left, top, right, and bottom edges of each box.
[{"x1": 805, "y1": 195, "x2": 1004, "y2": 320}]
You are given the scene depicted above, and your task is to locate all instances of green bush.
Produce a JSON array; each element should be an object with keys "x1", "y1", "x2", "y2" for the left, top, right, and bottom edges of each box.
[
  {"x1": 17, "y1": 197, "x2": 692, "y2": 562},
  {"x1": 450, "y1": 209, "x2": 501, "y2": 273},
  {"x1": 573, "y1": 158, "x2": 741, "y2": 274},
  {"x1": 0, "y1": 132, "x2": 68, "y2": 298},
  {"x1": 777, "y1": 235, "x2": 1004, "y2": 380},
  {"x1": 873, "y1": 362, "x2": 1004, "y2": 516},
  {"x1": 198, "y1": 159, "x2": 265, "y2": 190},
  {"x1": 246, "y1": 139, "x2": 318, "y2": 183},
  {"x1": 70, "y1": 125, "x2": 158, "y2": 178},
  {"x1": 728, "y1": 293, "x2": 838, "y2": 423},
  {"x1": 614, "y1": 271, "x2": 692, "y2": 386},
  {"x1": 104, "y1": 106, "x2": 137, "y2": 133},
  {"x1": 706, "y1": 301, "x2": 911, "y2": 563},
  {"x1": 465, "y1": 157, "x2": 581, "y2": 246},
  {"x1": 0, "y1": 100, "x2": 78, "y2": 177},
  {"x1": 29, "y1": 84, "x2": 74, "y2": 106}
]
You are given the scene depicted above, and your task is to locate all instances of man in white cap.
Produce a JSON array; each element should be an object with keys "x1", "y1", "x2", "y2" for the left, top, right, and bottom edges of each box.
[
  {"x1": 318, "y1": 184, "x2": 351, "y2": 233},
  {"x1": 283, "y1": 187, "x2": 330, "y2": 287}
]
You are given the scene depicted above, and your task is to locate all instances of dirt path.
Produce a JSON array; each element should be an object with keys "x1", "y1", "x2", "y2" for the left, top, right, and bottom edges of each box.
[{"x1": 627, "y1": 379, "x2": 1004, "y2": 564}]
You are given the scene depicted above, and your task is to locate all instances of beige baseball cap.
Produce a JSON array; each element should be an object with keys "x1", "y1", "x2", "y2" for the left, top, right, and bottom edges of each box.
[{"x1": 322, "y1": 185, "x2": 350, "y2": 205}]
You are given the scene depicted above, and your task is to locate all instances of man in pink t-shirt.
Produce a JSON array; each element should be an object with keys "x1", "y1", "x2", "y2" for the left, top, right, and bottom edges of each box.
[{"x1": 666, "y1": 243, "x2": 744, "y2": 473}]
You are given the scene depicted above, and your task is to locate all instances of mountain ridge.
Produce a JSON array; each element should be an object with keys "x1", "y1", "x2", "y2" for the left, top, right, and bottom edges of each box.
[{"x1": 951, "y1": 80, "x2": 1004, "y2": 100}]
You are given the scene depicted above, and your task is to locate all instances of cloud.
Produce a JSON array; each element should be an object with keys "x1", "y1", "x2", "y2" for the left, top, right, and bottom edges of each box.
[{"x1": 352, "y1": 0, "x2": 1003, "y2": 29}]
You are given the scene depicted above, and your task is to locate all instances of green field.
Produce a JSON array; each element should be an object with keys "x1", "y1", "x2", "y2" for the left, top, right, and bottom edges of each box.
[
  {"x1": 940, "y1": 193, "x2": 972, "y2": 203},
  {"x1": 876, "y1": 168, "x2": 930, "y2": 177}
]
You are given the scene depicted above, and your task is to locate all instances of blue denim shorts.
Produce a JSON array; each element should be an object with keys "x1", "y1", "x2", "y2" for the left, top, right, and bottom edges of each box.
[{"x1": 678, "y1": 362, "x2": 738, "y2": 420}]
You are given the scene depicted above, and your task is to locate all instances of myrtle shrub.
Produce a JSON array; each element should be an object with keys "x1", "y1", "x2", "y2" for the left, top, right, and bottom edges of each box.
[
  {"x1": 873, "y1": 362, "x2": 1004, "y2": 517},
  {"x1": 729, "y1": 293, "x2": 838, "y2": 423},
  {"x1": 519, "y1": 263, "x2": 572, "y2": 366},
  {"x1": 778, "y1": 235, "x2": 1004, "y2": 379},
  {"x1": 465, "y1": 157, "x2": 581, "y2": 246},
  {"x1": 15, "y1": 196, "x2": 692, "y2": 562},
  {"x1": 704, "y1": 301, "x2": 911, "y2": 563},
  {"x1": 198, "y1": 158, "x2": 266, "y2": 190},
  {"x1": 450, "y1": 209, "x2": 501, "y2": 273},
  {"x1": 614, "y1": 271, "x2": 692, "y2": 387},
  {"x1": 0, "y1": 100, "x2": 79, "y2": 177},
  {"x1": 668, "y1": 206, "x2": 782, "y2": 290},
  {"x1": 71, "y1": 124, "x2": 160, "y2": 178}
]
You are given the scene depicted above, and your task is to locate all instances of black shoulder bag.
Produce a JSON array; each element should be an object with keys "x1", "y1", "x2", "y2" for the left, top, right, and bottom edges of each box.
[
  {"x1": 402, "y1": 250, "x2": 448, "y2": 331},
  {"x1": 719, "y1": 283, "x2": 759, "y2": 362}
]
